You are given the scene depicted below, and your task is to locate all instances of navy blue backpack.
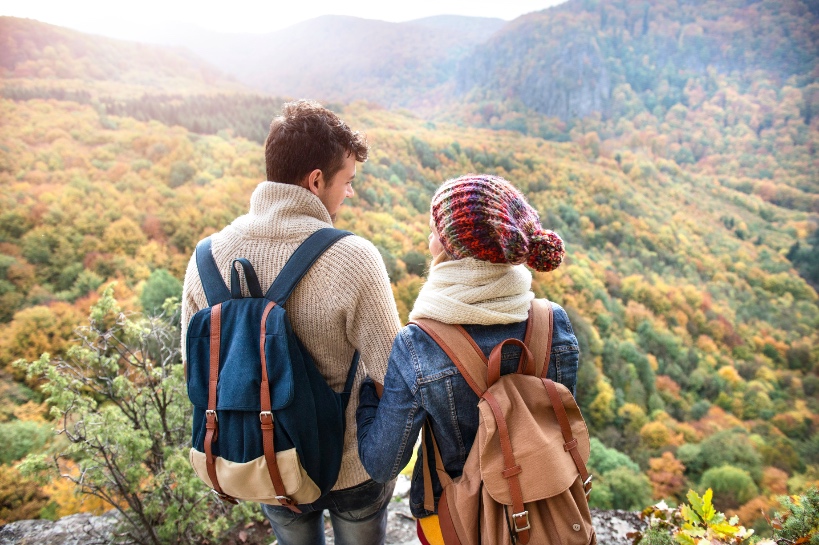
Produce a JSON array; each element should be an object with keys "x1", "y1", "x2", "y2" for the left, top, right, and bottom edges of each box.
[{"x1": 186, "y1": 228, "x2": 359, "y2": 511}]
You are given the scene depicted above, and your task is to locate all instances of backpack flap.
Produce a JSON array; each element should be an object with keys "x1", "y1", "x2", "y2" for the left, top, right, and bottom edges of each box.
[
  {"x1": 477, "y1": 375, "x2": 590, "y2": 504},
  {"x1": 187, "y1": 299, "x2": 295, "y2": 412}
]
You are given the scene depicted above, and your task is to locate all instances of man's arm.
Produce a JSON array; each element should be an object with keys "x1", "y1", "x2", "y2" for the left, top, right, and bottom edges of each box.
[
  {"x1": 340, "y1": 237, "x2": 402, "y2": 386},
  {"x1": 180, "y1": 252, "x2": 203, "y2": 363}
]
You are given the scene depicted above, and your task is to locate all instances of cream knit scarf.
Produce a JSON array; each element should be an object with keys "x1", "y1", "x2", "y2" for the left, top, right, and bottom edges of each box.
[{"x1": 409, "y1": 258, "x2": 534, "y2": 325}]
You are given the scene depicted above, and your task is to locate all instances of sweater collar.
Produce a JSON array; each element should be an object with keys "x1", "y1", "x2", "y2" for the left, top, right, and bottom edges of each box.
[{"x1": 230, "y1": 181, "x2": 333, "y2": 239}]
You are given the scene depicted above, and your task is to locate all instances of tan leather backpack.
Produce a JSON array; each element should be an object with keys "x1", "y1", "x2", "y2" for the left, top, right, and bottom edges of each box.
[{"x1": 411, "y1": 299, "x2": 596, "y2": 545}]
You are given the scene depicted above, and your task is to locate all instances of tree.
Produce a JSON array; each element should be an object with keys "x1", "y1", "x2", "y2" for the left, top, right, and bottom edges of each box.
[
  {"x1": 699, "y1": 465, "x2": 759, "y2": 511},
  {"x1": 648, "y1": 452, "x2": 686, "y2": 501},
  {"x1": 587, "y1": 437, "x2": 641, "y2": 475},
  {"x1": 0, "y1": 420, "x2": 52, "y2": 465},
  {"x1": 403, "y1": 251, "x2": 428, "y2": 277},
  {"x1": 18, "y1": 287, "x2": 255, "y2": 544},
  {"x1": 0, "y1": 303, "x2": 82, "y2": 377},
  {"x1": 0, "y1": 465, "x2": 48, "y2": 525},
  {"x1": 604, "y1": 466, "x2": 653, "y2": 511},
  {"x1": 140, "y1": 269, "x2": 182, "y2": 317}
]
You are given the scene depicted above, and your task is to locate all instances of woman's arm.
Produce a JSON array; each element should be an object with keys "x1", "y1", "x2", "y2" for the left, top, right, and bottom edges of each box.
[{"x1": 356, "y1": 330, "x2": 428, "y2": 483}]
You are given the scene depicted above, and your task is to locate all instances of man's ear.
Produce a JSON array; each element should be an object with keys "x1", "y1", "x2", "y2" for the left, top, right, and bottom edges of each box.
[{"x1": 303, "y1": 169, "x2": 323, "y2": 196}]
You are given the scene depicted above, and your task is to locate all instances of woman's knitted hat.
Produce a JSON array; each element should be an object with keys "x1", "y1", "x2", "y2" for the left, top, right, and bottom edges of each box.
[{"x1": 430, "y1": 175, "x2": 564, "y2": 272}]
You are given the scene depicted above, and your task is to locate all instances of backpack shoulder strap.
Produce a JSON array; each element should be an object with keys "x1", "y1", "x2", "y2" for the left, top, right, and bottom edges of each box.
[
  {"x1": 542, "y1": 378, "x2": 593, "y2": 497},
  {"x1": 526, "y1": 299, "x2": 555, "y2": 378},
  {"x1": 195, "y1": 237, "x2": 231, "y2": 306},
  {"x1": 409, "y1": 319, "x2": 488, "y2": 396},
  {"x1": 265, "y1": 228, "x2": 352, "y2": 304},
  {"x1": 421, "y1": 420, "x2": 453, "y2": 512}
]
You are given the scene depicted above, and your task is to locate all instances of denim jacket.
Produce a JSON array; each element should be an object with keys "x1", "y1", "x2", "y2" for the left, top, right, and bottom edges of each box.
[{"x1": 356, "y1": 301, "x2": 579, "y2": 518}]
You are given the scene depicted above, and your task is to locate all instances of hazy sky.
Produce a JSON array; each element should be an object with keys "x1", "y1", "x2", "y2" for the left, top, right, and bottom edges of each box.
[{"x1": 0, "y1": 0, "x2": 567, "y2": 34}]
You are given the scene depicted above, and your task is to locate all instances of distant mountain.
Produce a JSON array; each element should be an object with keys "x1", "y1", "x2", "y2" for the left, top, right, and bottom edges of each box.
[
  {"x1": 0, "y1": 17, "x2": 243, "y2": 93},
  {"x1": 456, "y1": 0, "x2": 819, "y2": 120},
  {"x1": 69, "y1": 14, "x2": 506, "y2": 109}
]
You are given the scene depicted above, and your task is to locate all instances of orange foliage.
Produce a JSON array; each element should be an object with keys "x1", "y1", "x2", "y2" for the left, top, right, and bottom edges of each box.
[{"x1": 648, "y1": 452, "x2": 686, "y2": 500}]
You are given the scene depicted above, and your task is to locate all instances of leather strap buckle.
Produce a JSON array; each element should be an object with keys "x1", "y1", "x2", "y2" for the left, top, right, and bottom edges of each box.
[
  {"x1": 211, "y1": 489, "x2": 238, "y2": 505},
  {"x1": 276, "y1": 495, "x2": 295, "y2": 505},
  {"x1": 512, "y1": 510, "x2": 531, "y2": 532},
  {"x1": 205, "y1": 409, "x2": 218, "y2": 423},
  {"x1": 259, "y1": 411, "x2": 273, "y2": 424},
  {"x1": 584, "y1": 474, "x2": 594, "y2": 496}
]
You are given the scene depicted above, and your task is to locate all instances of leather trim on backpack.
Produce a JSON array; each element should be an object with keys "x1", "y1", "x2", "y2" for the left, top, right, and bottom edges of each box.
[
  {"x1": 259, "y1": 301, "x2": 301, "y2": 513},
  {"x1": 204, "y1": 303, "x2": 236, "y2": 503},
  {"x1": 542, "y1": 378, "x2": 592, "y2": 496},
  {"x1": 438, "y1": 490, "x2": 462, "y2": 545},
  {"x1": 483, "y1": 390, "x2": 531, "y2": 544}
]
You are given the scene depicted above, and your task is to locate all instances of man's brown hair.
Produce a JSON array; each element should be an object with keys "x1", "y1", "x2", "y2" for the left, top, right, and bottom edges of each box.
[{"x1": 265, "y1": 100, "x2": 368, "y2": 185}]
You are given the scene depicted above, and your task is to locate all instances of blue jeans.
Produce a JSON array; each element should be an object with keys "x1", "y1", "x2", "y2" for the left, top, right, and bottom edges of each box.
[{"x1": 261, "y1": 479, "x2": 395, "y2": 545}]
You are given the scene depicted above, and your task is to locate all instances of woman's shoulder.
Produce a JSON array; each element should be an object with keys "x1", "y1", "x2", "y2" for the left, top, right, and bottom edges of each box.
[{"x1": 544, "y1": 300, "x2": 579, "y2": 351}]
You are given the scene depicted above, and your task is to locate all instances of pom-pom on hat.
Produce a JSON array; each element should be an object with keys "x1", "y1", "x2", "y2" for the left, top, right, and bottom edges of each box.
[{"x1": 430, "y1": 175, "x2": 564, "y2": 272}]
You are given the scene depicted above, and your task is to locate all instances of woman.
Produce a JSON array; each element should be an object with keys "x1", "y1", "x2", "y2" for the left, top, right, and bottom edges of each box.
[{"x1": 356, "y1": 174, "x2": 581, "y2": 544}]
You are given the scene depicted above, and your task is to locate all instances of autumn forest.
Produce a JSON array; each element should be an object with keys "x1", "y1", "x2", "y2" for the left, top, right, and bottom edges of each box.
[{"x1": 0, "y1": 0, "x2": 817, "y2": 541}]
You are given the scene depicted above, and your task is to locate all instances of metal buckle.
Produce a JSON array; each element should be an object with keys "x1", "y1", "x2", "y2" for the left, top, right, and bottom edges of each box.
[
  {"x1": 584, "y1": 474, "x2": 594, "y2": 496},
  {"x1": 275, "y1": 495, "x2": 293, "y2": 505},
  {"x1": 512, "y1": 511, "x2": 531, "y2": 532},
  {"x1": 211, "y1": 489, "x2": 238, "y2": 505},
  {"x1": 259, "y1": 411, "x2": 273, "y2": 423},
  {"x1": 205, "y1": 409, "x2": 218, "y2": 422}
]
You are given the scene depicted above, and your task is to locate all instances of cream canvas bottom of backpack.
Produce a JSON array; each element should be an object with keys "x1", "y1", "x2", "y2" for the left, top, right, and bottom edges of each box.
[{"x1": 413, "y1": 299, "x2": 597, "y2": 545}]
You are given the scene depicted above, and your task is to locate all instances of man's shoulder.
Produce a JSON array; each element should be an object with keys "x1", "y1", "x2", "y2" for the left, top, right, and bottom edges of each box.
[{"x1": 323, "y1": 233, "x2": 383, "y2": 265}]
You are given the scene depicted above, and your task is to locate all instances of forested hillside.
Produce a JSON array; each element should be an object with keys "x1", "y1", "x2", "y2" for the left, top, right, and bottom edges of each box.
[
  {"x1": 0, "y1": 1, "x2": 817, "y2": 540},
  {"x1": 0, "y1": 17, "x2": 244, "y2": 94}
]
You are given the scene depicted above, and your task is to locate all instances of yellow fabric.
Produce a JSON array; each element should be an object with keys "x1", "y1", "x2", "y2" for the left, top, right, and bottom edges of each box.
[
  {"x1": 189, "y1": 448, "x2": 320, "y2": 504},
  {"x1": 418, "y1": 515, "x2": 444, "y2": 545}
]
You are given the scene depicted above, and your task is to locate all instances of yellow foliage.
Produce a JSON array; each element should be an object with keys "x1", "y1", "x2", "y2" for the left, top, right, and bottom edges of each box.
[
  {"x1": 717, "y1": 365, "x2": 743, "y2": 387},
  {"x1": 589, "y1": 379, "x2": 615, "y2": 427},
  {"x1": 42, "y1": 460, "x2": 109, "y2": 517},
  {"x1": 696, "y1": 335, "x2": 719, "y2": 354},
  {"x1": 640, "y1": 421, "x2": 673, "y2": 449},
  {"x1": 12, "y1": 401, "x2": 48, "y2": 422}
]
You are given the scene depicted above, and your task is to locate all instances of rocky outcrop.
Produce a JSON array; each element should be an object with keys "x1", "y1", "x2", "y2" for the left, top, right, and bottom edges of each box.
[
  {"x1": 0, "y1": 505, "x2": 644, "y2": 545},
  {"x1": 0, "y1": 511, "x2": 119, "y2": 545},
  {"x1": 456, "y1": 22, "x2": 611, "y2": 121}
]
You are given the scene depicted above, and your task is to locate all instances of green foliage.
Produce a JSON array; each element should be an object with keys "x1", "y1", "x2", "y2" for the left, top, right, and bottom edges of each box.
[
  {"x1": 696, "y1": 429, "x2": 764, "y2": 482},
  {"x1": 632, "y1": 489, "x2": 754, "y2": 545},
  {"x1": 765, "y1": 487, "x2": 819, "y2": 545},
  {"x1": 168, "y1": 161, "x2": 195, "y2": 188},
  {"x1": 403, "y1": 251, "x2": 428, "y2": 277},
  {"x1": 140, "y1": 269, "x2": 182, "y2": 317},
  {"x1": 0, "y1": 420, "x2": 51, "y2": 465},
  {"x1": 17, "y1": 287, "x2": 253, "y2": 543},
  {"x1": 605, "y1": 466, "x2": 653, "y2": 511},
  {"x1": 699, "y1": 465, "x2": 759, "y2": 511},
  {"x1": 588, "y1": 437, "x2": 640, "y2": 474}
]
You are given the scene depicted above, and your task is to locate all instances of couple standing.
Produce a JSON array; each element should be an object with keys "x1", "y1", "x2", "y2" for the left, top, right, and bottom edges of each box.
[{"x1": 180, "y1": 100, "x2": 580, "y2": 545}]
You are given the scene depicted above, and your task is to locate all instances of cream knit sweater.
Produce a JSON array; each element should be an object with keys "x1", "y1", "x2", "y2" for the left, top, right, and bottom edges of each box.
[{"x1": 181, "y1": 182, "x2": 401, "y2": 491}]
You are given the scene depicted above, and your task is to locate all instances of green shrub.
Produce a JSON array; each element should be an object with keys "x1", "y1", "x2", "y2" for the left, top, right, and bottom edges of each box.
[
  {"x1": 0, "y1": 420, "x2": 51, "y2": 465},
  {"x1": 699, "y1": 465, "x2": 759, "y2": 511},
  {"x1": 18, "y1": 286, "x2": 256, "y2": 544}
]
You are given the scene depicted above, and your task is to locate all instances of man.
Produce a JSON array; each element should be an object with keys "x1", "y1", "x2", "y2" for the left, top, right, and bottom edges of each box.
[{"x1": 181, "y1": 100, "x2": 401, "y2": 545}]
